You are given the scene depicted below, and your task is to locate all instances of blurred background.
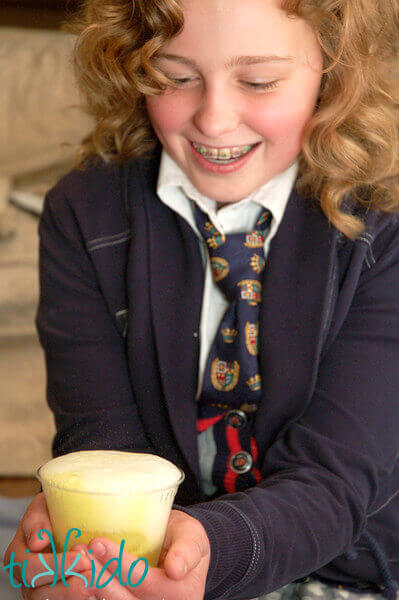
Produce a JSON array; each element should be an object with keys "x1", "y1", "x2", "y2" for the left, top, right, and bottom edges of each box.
[{"x1": 0, "y1": 3, "x2": 93, "y2": 594}]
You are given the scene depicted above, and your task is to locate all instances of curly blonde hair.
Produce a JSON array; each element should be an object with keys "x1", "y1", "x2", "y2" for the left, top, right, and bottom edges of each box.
[{"x1": 66, "y1": 0, "x2": 399, "y2": 239}]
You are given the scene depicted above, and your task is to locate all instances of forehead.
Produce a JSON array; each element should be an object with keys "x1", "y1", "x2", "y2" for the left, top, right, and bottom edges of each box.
[{"x1": 168, "y1": 0, "x2": 313, "y2": 59}]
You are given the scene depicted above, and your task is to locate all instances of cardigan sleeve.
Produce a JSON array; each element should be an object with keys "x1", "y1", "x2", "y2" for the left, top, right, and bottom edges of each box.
[
  {"x1": 177, "y1": 213, "x2": 399, "y2": 599},
  {"x1": 36, "y1": 186, "x2": 155, "y2": 458}
]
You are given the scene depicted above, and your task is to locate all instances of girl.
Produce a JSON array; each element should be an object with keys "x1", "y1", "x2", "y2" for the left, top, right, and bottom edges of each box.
[{"x1": 4, "y1": 0, "x2": 399, "y2": 599}]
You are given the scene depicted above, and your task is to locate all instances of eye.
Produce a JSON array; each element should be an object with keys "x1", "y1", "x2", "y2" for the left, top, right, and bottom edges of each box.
[
  {"x1": 164, "y1": 76, "x2": 280, "y2": 92},
  {"x1": 168, "y1": 77, "x2": 198, "y2": 85},
  {"x1": 242, "y1": 80, "x2": 279, "y2": 91}
]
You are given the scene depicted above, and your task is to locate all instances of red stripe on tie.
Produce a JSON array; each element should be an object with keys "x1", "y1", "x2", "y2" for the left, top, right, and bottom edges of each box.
[
  {"x1": 252, "y1": 467, "x2": 262, "y2": 483},
  {"x1": 197, "y1": 414, "x2": 224, "y2": 433},
  {"x1": 224, "y1": 427, "x2": 241, "y2": 493},
  {"x1": 250, "y1": 438, "x2": 262, "y2": 482},
  {"x1": 250, "y1": 438, "x2": 261, "y2": 483},
  {"x1": 250, "y1": 436, "x2": 258, "y2": 461}
]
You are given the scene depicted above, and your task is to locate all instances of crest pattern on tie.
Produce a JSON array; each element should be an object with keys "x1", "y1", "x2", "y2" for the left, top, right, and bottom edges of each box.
[{"x1": 192, "y1": 200, "x2": 272, "y2": 496}]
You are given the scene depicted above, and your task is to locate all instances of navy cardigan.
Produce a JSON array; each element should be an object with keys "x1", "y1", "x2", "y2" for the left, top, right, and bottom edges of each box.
[{"x1": 36, "y1": 145, "x2": 399, "y2": 599}]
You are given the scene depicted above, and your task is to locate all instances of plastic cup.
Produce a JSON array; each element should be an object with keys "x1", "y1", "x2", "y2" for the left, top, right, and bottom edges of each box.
[{"x1": 36, "y1": 450, "x2": 185, "y2": 567}]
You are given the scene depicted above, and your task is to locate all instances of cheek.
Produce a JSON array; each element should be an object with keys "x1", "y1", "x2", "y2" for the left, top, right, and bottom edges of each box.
[
  {"x1": 145, "y1": 95, "x2": 191, "y2": 135},
  {"x1": 248, "y1": 90, "x2": 318, "y2": 145}
]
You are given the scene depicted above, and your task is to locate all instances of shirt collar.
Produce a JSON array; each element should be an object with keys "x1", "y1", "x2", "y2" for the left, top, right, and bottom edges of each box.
[{"x1": 156, "y1": 149, "x2": 298, "y2": 238}]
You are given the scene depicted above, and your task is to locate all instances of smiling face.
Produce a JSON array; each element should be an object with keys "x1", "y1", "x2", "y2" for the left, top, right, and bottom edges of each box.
[{"x1": 145, "y1": 0, "x2": 323, "y2": 204}]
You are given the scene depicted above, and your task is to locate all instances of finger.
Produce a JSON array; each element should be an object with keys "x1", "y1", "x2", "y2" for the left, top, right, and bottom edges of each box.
[
  {"x1": 28, "y1": 549, "x2": 91, "y2": 588},
  {"x1": 164, "y1": 537, "x2": 204, "y2": 580},
  {"x1": 4, "y1": 538, "x2": 91, "y2": 589},
  {"x1": 3, "y1": 512, "x2": 49, "y2": 572},
  {"x1": 21, "y1": 493, "x2": 52, "y2": 551},
  {"x1": 88, "y1": 537, "x2": 171, "y2": 598},
  {"x1": 3, "y1": 526, "x2": 89, "y2": 588},
  {"x1": 87, "y1": 538, "x2": 201, "y2": 600},
  {"x1": 71, "y1": 544, "x2": 140, "y2": 600},
  {"x1": 164, "y1": 525, "x2": 210, "y2": 580},
  {"x1": 21, "y1": 566, "x2": 97, "y2": 600}
]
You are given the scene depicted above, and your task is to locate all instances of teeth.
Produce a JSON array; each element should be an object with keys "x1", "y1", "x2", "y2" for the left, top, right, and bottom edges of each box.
[
  {"x1": 193, "y1": 143, "x2": 253, "y2": 160},
  {"x1": 219, "y1": 148, "x2": 231, "y2": 159}
]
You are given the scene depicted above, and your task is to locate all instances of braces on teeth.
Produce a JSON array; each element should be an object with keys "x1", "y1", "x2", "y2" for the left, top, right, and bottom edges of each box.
[{"x1": 193, "y1": 143, "x2": 254, "y2": 161}]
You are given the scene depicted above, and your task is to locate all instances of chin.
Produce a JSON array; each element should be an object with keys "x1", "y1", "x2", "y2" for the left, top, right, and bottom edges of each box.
[{"x1": 204, "y1": 182, "x2": 256, "y2": 202}]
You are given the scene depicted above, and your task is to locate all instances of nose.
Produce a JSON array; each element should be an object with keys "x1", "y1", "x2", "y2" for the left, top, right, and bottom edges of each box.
[{"x1": 192, "y1": 83, "x2": 240, "y2": 139}]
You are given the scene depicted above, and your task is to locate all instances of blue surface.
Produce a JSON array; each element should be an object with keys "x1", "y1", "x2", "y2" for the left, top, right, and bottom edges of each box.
[{"x1": 0, "y1": 496, "x2": 34, "y2": 600}]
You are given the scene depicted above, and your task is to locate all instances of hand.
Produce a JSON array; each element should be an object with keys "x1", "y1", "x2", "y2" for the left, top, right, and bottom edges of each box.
[
  {"x1": 85, "y1": 508, "x2": 211, "y2": 600},
  {"x1": 2, "y1": 492, "x2": 92, "y2": 598}
]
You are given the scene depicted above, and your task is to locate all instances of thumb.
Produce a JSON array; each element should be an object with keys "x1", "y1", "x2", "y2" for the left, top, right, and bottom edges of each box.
[
  {"x1": 164, "y1": 529, "x2": 209, "y2": 580},
  {"x1": 22, "y1": 492, "x2": 52, "y2": 551}
]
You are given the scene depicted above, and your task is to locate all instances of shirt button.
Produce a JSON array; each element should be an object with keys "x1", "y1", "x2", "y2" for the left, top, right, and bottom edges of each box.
[
  {"x1": 224, "y1": 410, "x2": 247, "y2": 428},
  {"x1": 230, "y1": 451, "x2": 253, "y2": 474}
]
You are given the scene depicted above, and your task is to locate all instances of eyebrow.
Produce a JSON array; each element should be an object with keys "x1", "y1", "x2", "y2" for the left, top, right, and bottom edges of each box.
[{"x1": 156, "y1": 53, "x2": 294, "y2": 69}]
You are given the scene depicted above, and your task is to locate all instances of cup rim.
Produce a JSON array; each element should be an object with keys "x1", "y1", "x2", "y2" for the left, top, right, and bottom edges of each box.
[{"x1": 36, "y1": 465, "x2": 185, "y2": 496}]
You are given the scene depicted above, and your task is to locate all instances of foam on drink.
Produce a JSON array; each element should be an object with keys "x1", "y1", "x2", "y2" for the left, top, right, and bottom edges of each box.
[{"x1": 40, "y1": 450, "x2": 182, "y2": 494}]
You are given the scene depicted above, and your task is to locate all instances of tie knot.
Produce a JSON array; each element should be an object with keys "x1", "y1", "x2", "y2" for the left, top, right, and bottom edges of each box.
[{"x1": 192, "y1": 201, "x2": 272, "y2": 302}]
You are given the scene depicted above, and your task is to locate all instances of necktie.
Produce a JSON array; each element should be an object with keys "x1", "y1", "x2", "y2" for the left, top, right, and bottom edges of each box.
[{"x1": 192, "y1": 200, "x2": 272, "y2": 496}]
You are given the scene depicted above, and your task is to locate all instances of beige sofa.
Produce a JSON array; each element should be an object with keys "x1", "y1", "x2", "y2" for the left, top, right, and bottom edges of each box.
[
  {"x1": 0, "y1": 26, "x2": 92, "y2": 207},
  {"x1": 0, "y1": 26, "x2": 92, "y2": 475}
]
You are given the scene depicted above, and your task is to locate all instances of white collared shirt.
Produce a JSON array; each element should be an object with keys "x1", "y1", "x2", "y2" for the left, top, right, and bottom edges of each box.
[{"x1": 156, "y1": 150, "x2": 298, "y2": 400}]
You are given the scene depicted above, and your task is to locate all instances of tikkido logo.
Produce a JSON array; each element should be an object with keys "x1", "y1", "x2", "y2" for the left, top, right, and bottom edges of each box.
[{"x1": 3, "y1": 528, "x2": 149, "y2": 590}]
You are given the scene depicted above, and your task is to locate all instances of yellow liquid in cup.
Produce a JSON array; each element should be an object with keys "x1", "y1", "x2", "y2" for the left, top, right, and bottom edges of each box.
[{"x1": 37, "y1": 451, "x2": 185, "y2": 568}]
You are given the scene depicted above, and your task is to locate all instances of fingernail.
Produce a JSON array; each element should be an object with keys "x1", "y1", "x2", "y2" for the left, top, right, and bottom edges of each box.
[
  {"x1": 90, "y1": 541, "x2": 106, "y2": 557},
  {"x1": 174, "y1": 556, "x2": 187, "y2": 577},
  {"x1": 75, "y1": 547, "x2": 90, "y2": 568}
]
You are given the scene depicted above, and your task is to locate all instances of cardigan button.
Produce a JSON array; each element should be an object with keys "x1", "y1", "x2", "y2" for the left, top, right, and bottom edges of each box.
[
  {"x1": 230, "y1": 451, "x2": 253, "y2": 474},
  {"x1": 224, "y1": 410, "x2": 247, "y2": 428}
]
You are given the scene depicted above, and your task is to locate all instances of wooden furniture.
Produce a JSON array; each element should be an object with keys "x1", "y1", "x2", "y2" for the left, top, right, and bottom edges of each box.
[
  {"x1": 0, "y1": 477, "x2": 41, "y2": 498},
  {"x1": 0, "y1": 0, "x2": 79, "y2": 29}
]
